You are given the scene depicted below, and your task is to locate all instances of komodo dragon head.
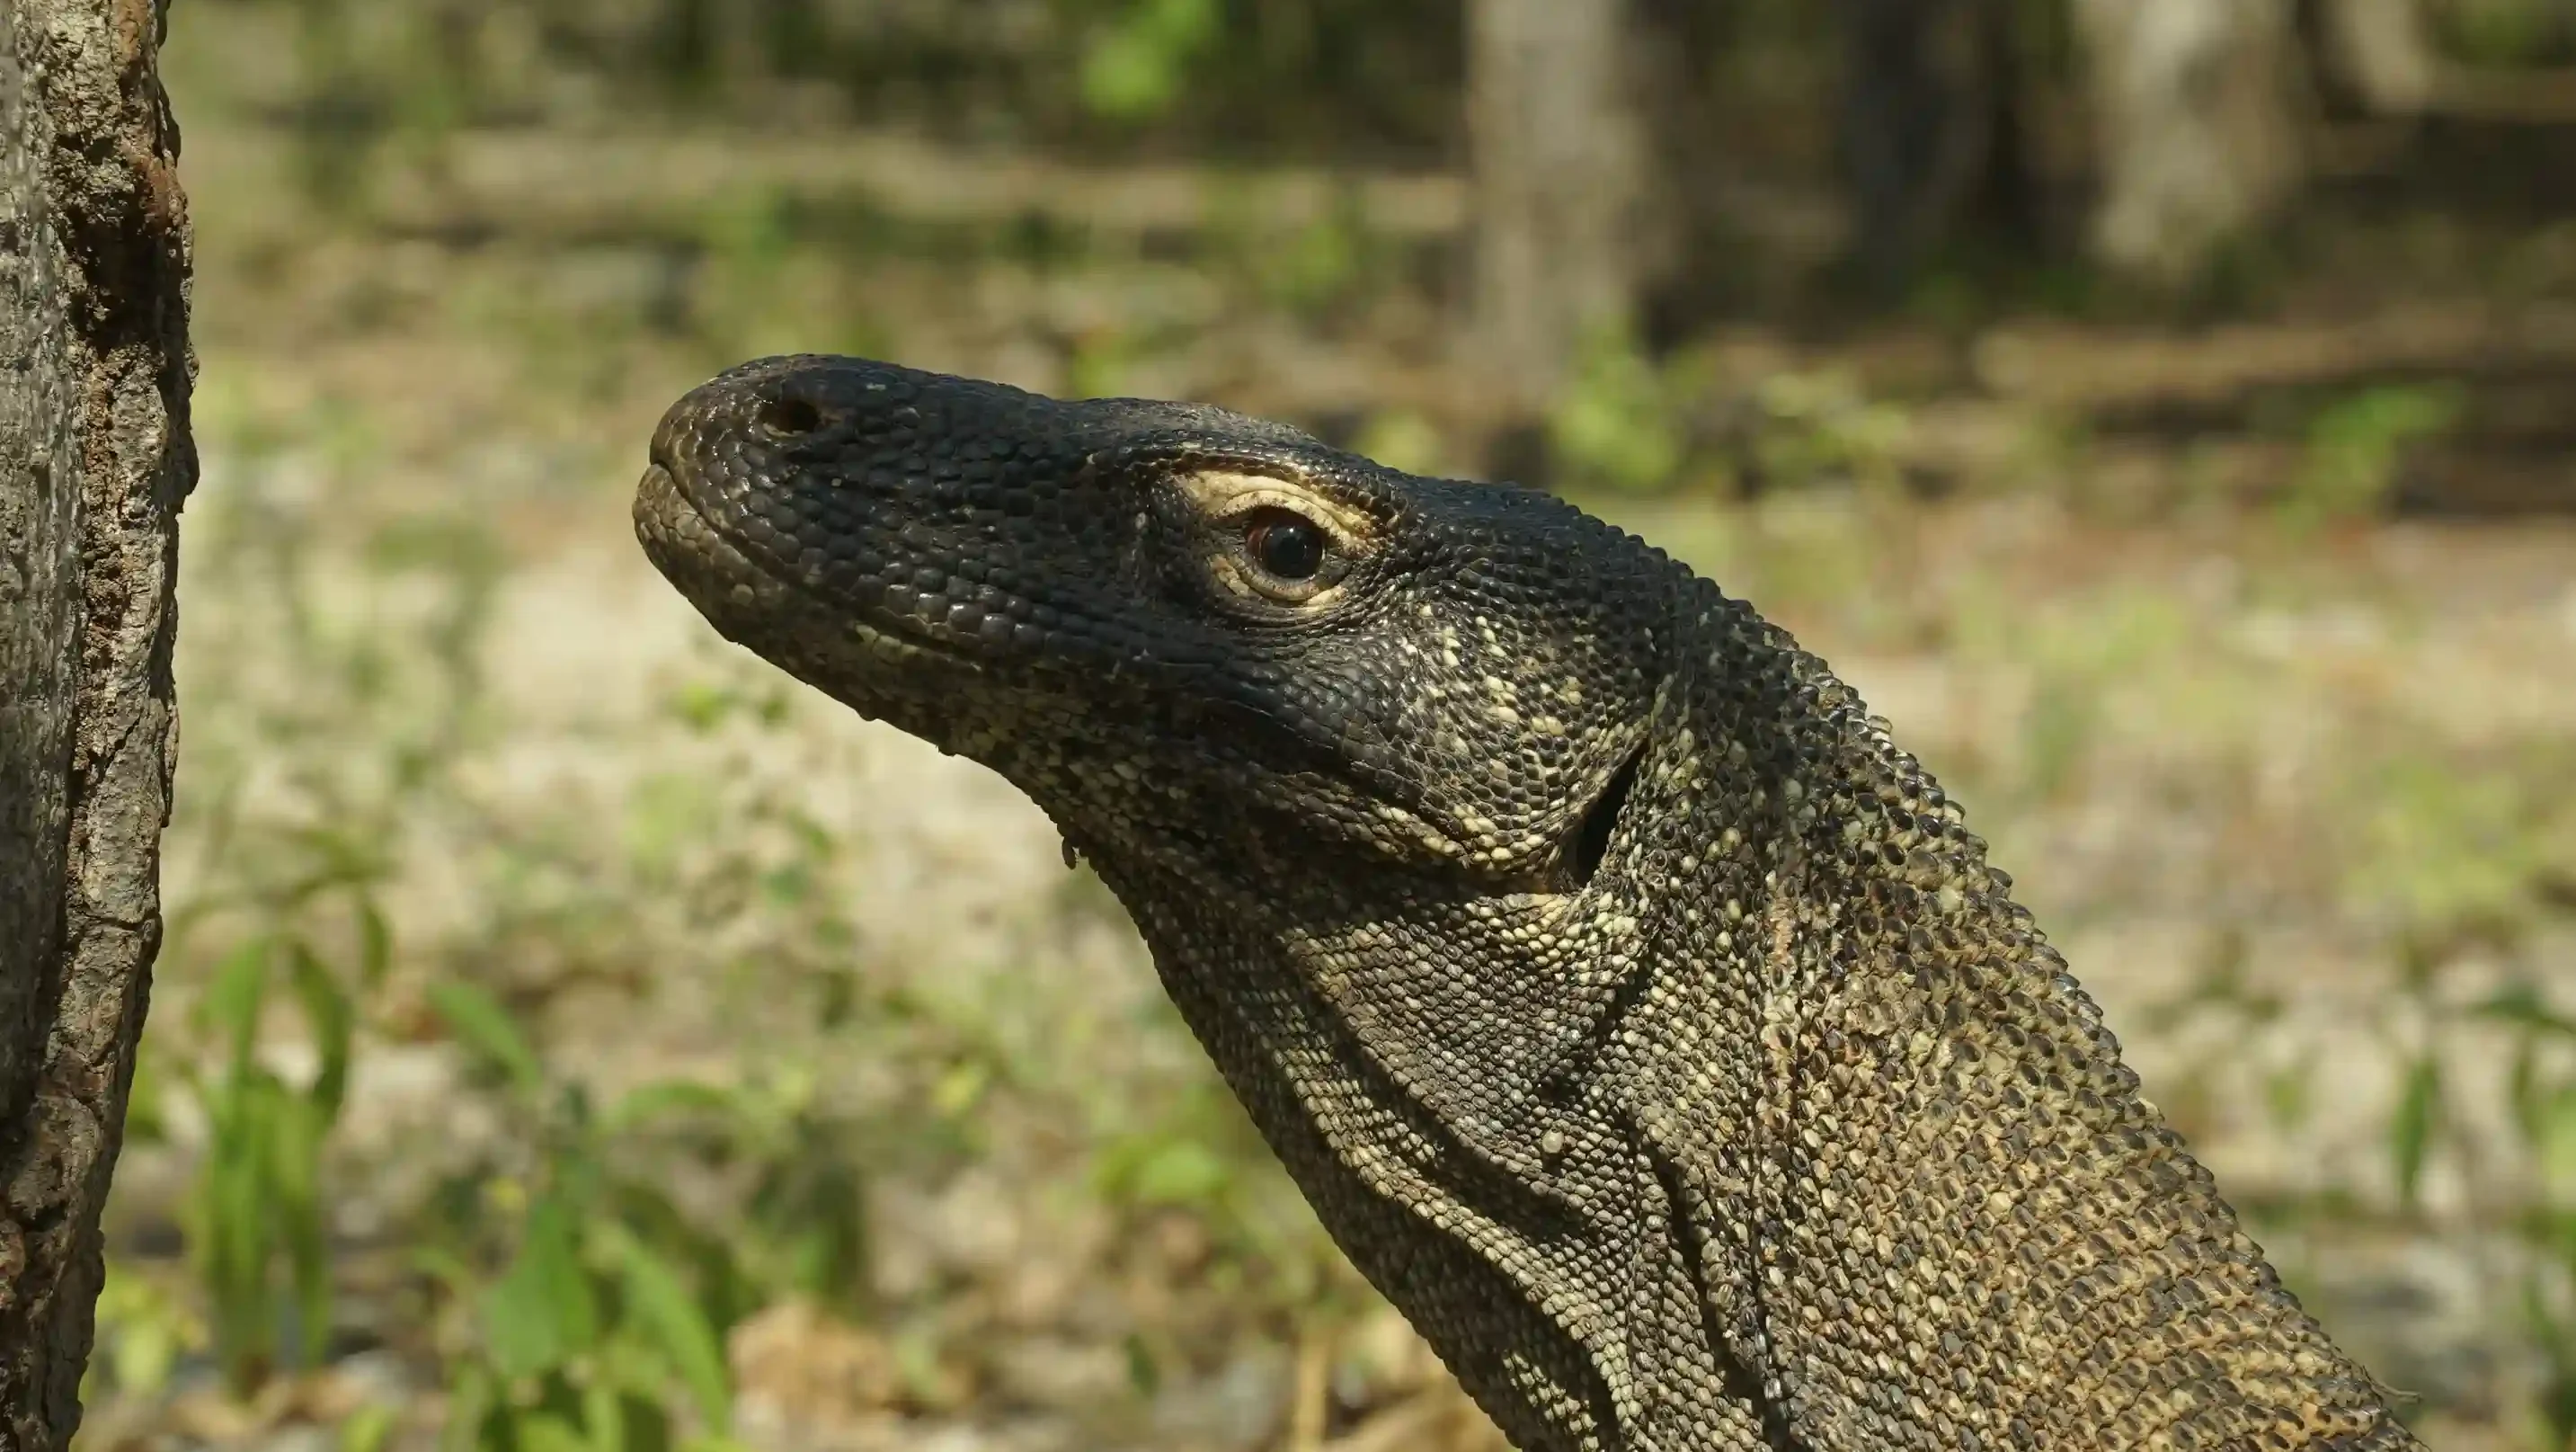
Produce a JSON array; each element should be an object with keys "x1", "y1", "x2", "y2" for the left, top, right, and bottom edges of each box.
[{"x1": 637, "y1": 356, "x2": 2417, "y2": 1452}]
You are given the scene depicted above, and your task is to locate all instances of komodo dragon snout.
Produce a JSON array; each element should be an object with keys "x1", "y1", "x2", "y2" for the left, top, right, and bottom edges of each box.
[{"x1": 640, "y1": 355, "x2": 2421, "y2": 1452}]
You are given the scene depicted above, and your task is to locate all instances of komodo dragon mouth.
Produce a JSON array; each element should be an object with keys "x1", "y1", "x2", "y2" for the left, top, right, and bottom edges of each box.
[{"x1": 638, "y1": 356, "x2": 2421, "y2": 1452}]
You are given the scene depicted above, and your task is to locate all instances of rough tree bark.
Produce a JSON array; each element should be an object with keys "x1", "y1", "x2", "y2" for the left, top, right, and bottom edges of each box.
[
  {"x1": 0, "y1": 0, "x2": 194, "y2": 1447},
  {"x1": 1464, "y1": 0, "x2": 1648, "y2": 411},
  {"x1": 2074, "y1": 0, "x2": 2306, "y2": 284}
]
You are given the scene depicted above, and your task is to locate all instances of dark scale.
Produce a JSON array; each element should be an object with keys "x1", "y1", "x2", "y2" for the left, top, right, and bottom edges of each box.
[{"x1": 637, "y1": 356, "x2": 2421, "y2": 1452}]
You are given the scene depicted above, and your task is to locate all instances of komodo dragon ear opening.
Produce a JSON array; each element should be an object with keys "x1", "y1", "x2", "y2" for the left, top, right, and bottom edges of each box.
[{"x1": 1568, "y1": 742, "x2": 1646, "y2": 886}]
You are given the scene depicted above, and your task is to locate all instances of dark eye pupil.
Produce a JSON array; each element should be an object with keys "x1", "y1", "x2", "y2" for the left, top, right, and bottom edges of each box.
[{"x1": 1248, "y1": 513, "x2": 1325, "y2": 581}]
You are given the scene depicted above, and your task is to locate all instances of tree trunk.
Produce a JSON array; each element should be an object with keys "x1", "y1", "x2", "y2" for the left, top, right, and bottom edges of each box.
[
  {"x1": 1465, "y1": 0, "x2": 1648, "y2": 412},
  {"x1": 2320, "y1": 0, "x2": 2438, "y2": 115},
  {"x1": 0, "y1": 0, "x2": 194, "y2": 1446},
  {"x1": 2074, "y1": 0, "x2": 2306, "y2": 284},
  {"x1": 1837, "y1": 0, "x2": 2037, "y2": 293}
]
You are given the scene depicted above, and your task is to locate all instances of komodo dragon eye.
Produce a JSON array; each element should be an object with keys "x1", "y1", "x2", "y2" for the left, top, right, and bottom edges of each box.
[{"x1": 1243, "y1": 508, "x2": 1327, "y2": 582}]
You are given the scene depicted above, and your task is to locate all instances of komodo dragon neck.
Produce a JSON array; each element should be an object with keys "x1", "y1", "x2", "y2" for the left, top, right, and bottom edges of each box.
[{"x1": 635, "y1": 355, "x2": 2420, "y2": 1451}]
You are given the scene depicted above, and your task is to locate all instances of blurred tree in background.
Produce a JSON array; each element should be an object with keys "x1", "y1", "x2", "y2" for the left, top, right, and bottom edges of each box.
[{"x1": 202, "y1": 0, "x2": 2576, "y2": 411}]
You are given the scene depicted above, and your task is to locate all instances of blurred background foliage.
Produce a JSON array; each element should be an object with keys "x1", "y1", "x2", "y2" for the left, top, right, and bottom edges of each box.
[{"x1": 81, "y1": 0, "x2": 2576, "y2": 1449}]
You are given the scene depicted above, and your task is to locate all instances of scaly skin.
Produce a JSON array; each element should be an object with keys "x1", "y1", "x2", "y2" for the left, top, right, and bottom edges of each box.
[{"x1": 635, "y1": 356, "x2": 2419, "y2": 1451}]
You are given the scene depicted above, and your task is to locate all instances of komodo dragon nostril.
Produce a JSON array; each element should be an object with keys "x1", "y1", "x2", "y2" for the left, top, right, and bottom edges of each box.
[{"x1": 761, "y1": 395, "x2": 822, "y2": 437}]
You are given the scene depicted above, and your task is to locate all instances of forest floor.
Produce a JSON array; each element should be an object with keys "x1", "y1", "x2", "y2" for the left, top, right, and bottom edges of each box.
[{"x1": 67, "y1": 51, "x2": 2576, "y2": 1452}]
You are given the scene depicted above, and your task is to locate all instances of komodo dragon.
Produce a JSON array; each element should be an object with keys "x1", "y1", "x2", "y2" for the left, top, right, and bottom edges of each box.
[{"x1": 634, "y1": 355, "x2": 2419, "y2": 1451}]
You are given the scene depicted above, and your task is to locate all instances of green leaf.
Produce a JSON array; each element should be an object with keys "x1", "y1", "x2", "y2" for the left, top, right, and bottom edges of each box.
[
  {"x1": 340, "y1": 1402, "x2": 398, "y2": 1452},
  {"x1": 406, "y1": 1243, "x2": 477, "y2": 1297},
  {"x1": 1550, "y1": 330, "x2": 1684, "y2": 494},
  {"x1": 668, "y1": 682, "x2": 735, "y2": 734},
  {"x1": 95, "y1": 1265, "x2": 188, "y2": 1397},
  {"x1": 583, "y1": 1377, "x2": 627, "y2": 1452},
  {"x1": 2283, "y1": 383, "x2": 2462, "y2": 532},
  {"x1": 1123, "y1": 1332, "x2": 1159, "y2": 1396},
  {"x1": 2481, "y1": 983, "x2": 2576, "y2": 1039},
  {"x1": 2389, "y1": 1055, "x2": 2442, "y2": 1208},
  {"x1": 264, "y1": 1090, "x2": 324, "y2": 1211},
  {"x1": 124, "y1": 1051, "x2": 172, "y2": 1145},
  {"x1": 427, "y1": 980, "x2": 544, "y2": 1097},
  {"x1": 355, "y1": 896, "x2": 394, "y2": 990},
  {"x1": 1125, "y1": 1139, "x2": 1230, "y2": 1207},
  {"x1": 287, "y1": 940, "x2": 356, "y2": 1120},
  {"x1": 195, "y1": 1067, "x2": 301, "y2": 1389},
  {"x1": 1079, "y1": 29, "x2": 1182, "y2": 119},
  {"x1": 614, "y1": 1393, "x2": 673, "y2": 1452},
  {"x1": 114, "y1": 1311, "x2": 181, "y2": 1399},
  {"x1": 603, "y1": 1081, "x2": 739, "y2": 1135},
  {"x1": 481, "y1": 1197, "x2": 599, "y2": 1380},
  {"x1": 1079, "y1": 0, "x2": 1220, "y2": 120},
  {"x1": 2512, "y1": 1038, "x2": 2545, "y2": 1141},
  {"x1": 513, "y1": 1411, "x2": 594, "y2": 1452},
  {"x1": 614, "y1": 1235, "x2": 732, "y2": 1430},
  {"x1": 200, "y1": 938, "x2": 273, "y2": 1068},
  {"x1": 2261, "y1": 1056, "x2": 2313, "y2": 1132},
  {"x1": 2541, "y1": 1087, "x2": 2576, "y2": 1198},
  {"x1": 442, "y1": 1364, "x2": 500, "y2": 1452},
  {"x1": 929, "y1": 1061, "x2": 989, "y2": 1119},
  {"x1": 267, "y1": 1092, "x2": 333, "y2": 1365}
]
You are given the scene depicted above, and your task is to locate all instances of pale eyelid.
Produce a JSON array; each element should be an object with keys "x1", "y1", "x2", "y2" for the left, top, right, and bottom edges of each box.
[
  {"x1": 1205, "y1": 545, "x2": 1346, "y2": 607},
  {"x1": 1168, "y1": 469, "x2": 1373, "y2": 609},
  {"x1": 1169, "y1": 469, "x2": 1379, "y2": 548}
]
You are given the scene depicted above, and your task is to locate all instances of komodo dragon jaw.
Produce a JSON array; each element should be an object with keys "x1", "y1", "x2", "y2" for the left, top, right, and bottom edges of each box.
[{"x1": 639, "y1": 356, "x2": 2420, "y2": 1452}]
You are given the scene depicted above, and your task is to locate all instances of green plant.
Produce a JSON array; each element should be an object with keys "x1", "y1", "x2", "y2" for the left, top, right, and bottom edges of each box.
[
  {"x1": 411, "y1": 967, "x2": 937, "y2": 1452},
  {"x1": 147, "y1": 447, "x2": 929, "y2": 1439},
  {"x1": 1065, "y1": 325, "x2": 1144, "y2": 399},
  {"x1": 2279, "y1": 384, "x2": 2464, "y2": 533},
  {"x1": 2438, "y1": 0, "x2": 2565, "y2": 67},
  {"x1": 2473, "y1": 987, "x2": 2576, "y2": 1446},
  {"x1": 1744, "y1": 369, "x2": 1912, "y2": 496},
  {"x1": 1224, "y1": 187, "x2": 1388, "y2": 323},
  {"x1": 2162, "y1": 943, "x2": 2576, "y2": 1448},
  {"x1": 86, "y1": 1260, "x2": 206, "y2": 1403},
  {"x1": 2341, "y1": 752, "x2": 2569, "y2": 948},
  {"x1": 175, "y1": 913, "x2": 384, "y2": 1392},
  {"x1": 1079, "y1": 0, "x2": 1224, "y2": 120},
  {"x1": 420, "y1": 982, "x2": 750, "y2": 1452},
  {"x1": 1349, "y1": 408, "x2": 1451, "y2": 478},
  {"x1": 1093, "y1": 1075, "x2": 1364, "y2": 1330},
  {"x1": 1550, "y1": 328, "x2": 1688, "y2": 494},
  {"x1": 148, "y1": 441, "x2": 502, "y2": 1393},
  {"x1": 1088, "y1": 1083, "x2": 1369, "y2": 1415}
]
